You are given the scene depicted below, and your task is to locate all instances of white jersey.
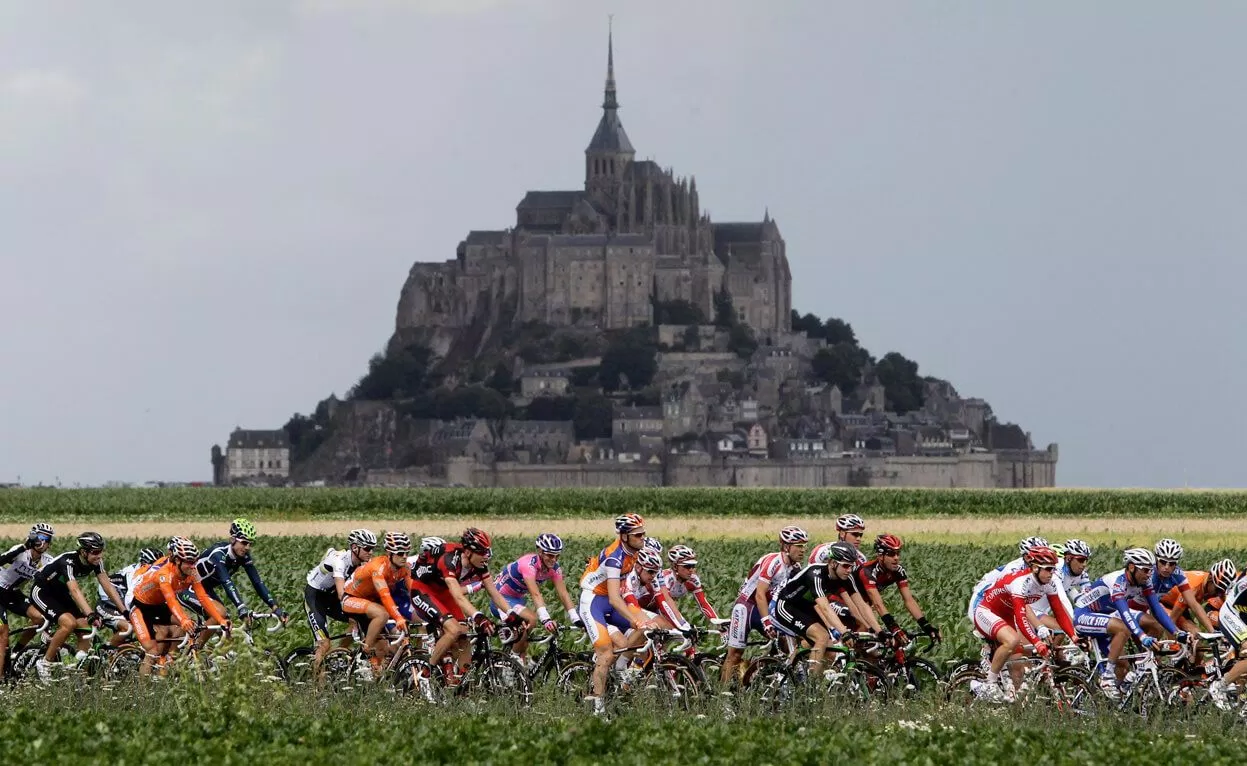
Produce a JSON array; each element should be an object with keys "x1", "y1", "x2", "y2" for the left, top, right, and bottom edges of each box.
[
  {"x1": 1032, "y1": 563, "x2": 1088, "y2": 619},
  {"x1": 0, "y1": 545, "x2": 54, "y2": 590},
  {"x1": 306, "y1": 548, "x2": 359, "y2": 592},
  {"x1": 735, "y1": 552, "x2": 798, "y2": 606},
  {"x1": 809, "y1": 542, "x2": 867, "y2": 566},
  {"x1": 966, "y1": 557, "x2": 1028, "y2": 621},
  {"x1": 98, "y1": 562, "x2": 142, "y2": 609}
]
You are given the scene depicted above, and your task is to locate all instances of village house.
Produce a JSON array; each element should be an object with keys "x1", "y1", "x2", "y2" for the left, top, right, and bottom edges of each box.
[{"x1": 223, "y1": 428, "x2": 291, "y2": 482}]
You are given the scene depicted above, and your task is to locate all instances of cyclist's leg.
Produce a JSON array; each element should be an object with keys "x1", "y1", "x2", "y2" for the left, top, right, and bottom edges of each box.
[
  {"x1": 30, "y1": 585, "x2": 85, "y2": 664},
  {"x1": 407, "y1": 587, "x2": 462, "y2": 667},
  {"x1": 581, "y1": 591, "x2": 617, "y2": 700},
  {"x1": 304, "y1": 586, "x2": 334, "y2": 666}
]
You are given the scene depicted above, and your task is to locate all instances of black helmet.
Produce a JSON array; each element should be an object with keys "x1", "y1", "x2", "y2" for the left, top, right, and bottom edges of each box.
[
  {"x1": 139, "y1": 548, "x2": 162, "y2": 566},
  {"x1": 77, "y1": 532, "x2": 105, "y2": 552},
  {"x1": 827, "y1": 541, "x2": 858, "y2": 564}
]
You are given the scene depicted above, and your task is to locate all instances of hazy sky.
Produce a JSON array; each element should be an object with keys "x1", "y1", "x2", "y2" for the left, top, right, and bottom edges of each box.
[{"x1": 3, "y1": 1, "x2": 1244, "y2": 488}]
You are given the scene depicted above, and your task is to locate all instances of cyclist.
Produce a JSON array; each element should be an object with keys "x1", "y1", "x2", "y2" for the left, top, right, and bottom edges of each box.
[
  {"x1": 1164, "y1": 558, "x2": 1236, "y2": 633},
  {"x1": 486, "y1": 533, "x2": 579, "y2": 663},
  {"x1": 579, "y1": 514, "x2": 652, "y2": 716},
  {"x1": 1135, "y1": 538, "x2": 1215, "y2": 637},
  {"x1": 614, "y1": 546, "x2": 693, "y2": 678},
  {"x1": 772, "y1": 541, "x2": 859, "y2": 679},
  {"x1": 971, "y1": 545, "x2": 1078, "y2": 703},
  {"x1": 408, "y1": 528, "x2": 512, "y2": 685},
  {"x1": 304, "y1": 529, "x2": 377, "y2": 669},
  {"x1": 189, "y1": 518, "x2": 287, "y2": 628},
  {"x1": 720, "y1": 525, "x2": 808, "y2": 688},
  {"x1": 1071, "y1": 547, "x2": 1187, "y2": 697},
  {"x1": 94, "y1": 547, "x2": 162, "y2": 641},
  {"x1": 664, "y1": 545, "x2": 720, "y2": 624},
  {"x1": 341, "y1": 531, "x2": 419, "y2": 678},
  {"x1": 129, "y1": 538, "x2": 231, "y2": 677},
  {"x1": 856, "y1": 534, "x2": 941, "y2": 644},
  {"x1": 1208, "y1": 571, "x2": 1247, "y2": 710},
  {"x1": 808, "y1": 515, "x2": 867, "y2": 565},
  {"x1": 29, "y1": 532, "x2": 129, "y2": 681},
  {"x1": 0, "y1": 523, "x2": 56, "y2": 679},
  {"x1": 1028, "y1": 539, "x2": 1093, "y2": 643},
  {"x1": 966, "y1": 536, "x2": 1049, "y2": 637}
]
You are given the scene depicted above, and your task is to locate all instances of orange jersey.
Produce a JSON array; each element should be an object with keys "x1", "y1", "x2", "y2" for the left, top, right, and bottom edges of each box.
[
  {"x1": 131, "y1": 559, "x2": 227, "y2": 627},
  {"x1": 344, "y1": 555, "x2": 411, "y2": 621},
  {"x1": 1163, "y1": 571, "x2": 1224, "y2": 613},
  {"x1": 579, "y1": 540, "x2": 636, "y2": 596}
]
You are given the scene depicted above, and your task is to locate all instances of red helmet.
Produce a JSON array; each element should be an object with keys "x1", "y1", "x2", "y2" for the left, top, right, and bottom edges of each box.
[
  {"x1": 1027, "y1": 545, "x2": 1060, "y2": 567},
  {"x1": 461, "y1": 527, "x2": 492, "y2": 555},
  {"x1": 874, "y1": 534, "x2": 903, "y2": 555}
]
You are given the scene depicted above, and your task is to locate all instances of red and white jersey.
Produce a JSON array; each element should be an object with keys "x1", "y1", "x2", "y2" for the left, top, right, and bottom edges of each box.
[
  {"x1": 809, "y1": 542, "x2": 867, "y2": 566},
  {"x1": 736, "y1": 552, "x2": 798, "y2": 606},
  {"x1": 977, "y1": 569, "x2": 1077, "y2": 645},
  {"x1": 661, "y1": 569, "x2": 719, "y2": 621},
  {"x1": 623, "y1": 568, "x2": 661, "y2": 610}
]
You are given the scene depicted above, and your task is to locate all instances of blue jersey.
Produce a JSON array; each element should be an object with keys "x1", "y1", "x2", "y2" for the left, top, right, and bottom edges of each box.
[
  {"x1": 197, "y1": 541, "x2": 276, "y2": 612},
  {"x1": 1073, "y1": 567, "x2": 1178, "y2": 639}
]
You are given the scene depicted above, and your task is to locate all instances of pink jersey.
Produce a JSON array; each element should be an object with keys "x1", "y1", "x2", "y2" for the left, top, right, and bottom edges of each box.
[{"x1": 494, "y1": 552, "x2": 564, "y2": 599}]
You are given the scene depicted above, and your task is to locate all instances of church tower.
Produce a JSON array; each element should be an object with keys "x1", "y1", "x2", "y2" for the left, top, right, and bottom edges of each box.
[{"x1": 585, "y1": 21, "x2": 634, "y2": 197}]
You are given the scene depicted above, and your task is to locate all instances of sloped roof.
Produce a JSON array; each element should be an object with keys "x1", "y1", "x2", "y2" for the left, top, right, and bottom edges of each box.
[
  {"x1": 228, "y1": 429, "x2": 290, "y2": 450},
  {"x1": 464, "y1": 230, "x2": 507, "y2": 246},
  {"x1": 517, "y1": 190, "x2": 587, "y2": 211}
]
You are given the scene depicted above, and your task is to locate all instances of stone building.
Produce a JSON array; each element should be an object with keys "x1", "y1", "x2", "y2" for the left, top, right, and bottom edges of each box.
[
  {"x1": 221, "y1": 428, "x2": 290, "y2": 482},
  {"x1": 392, "y1": 28, "x2": 791, "y2": 361}
]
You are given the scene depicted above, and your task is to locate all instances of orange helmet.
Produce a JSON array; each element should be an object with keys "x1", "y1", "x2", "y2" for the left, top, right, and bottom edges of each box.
[{"x1": 615, "y1": 514, "x2": 645, "y2": 534}]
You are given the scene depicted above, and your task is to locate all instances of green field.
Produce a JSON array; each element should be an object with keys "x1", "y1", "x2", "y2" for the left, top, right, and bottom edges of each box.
[
  {"x1": 4, "y1": 499, "x2": 1246, "y2": 762},
  {"x1": 5, "y1": 485, "x2": 1247, "y2": 521}
]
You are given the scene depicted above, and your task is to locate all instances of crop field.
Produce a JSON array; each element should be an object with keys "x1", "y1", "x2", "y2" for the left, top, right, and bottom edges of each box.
[{"x1": 3, "y1": 528, "x2": 1247, "y2": 763}]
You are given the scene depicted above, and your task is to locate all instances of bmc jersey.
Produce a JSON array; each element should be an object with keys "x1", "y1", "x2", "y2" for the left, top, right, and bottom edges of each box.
[
  {"x1": 35, "y1": 551, "x2": 104, "y2": 588},
  {"x1": 411, "y1": 543, "x2": 491, "y2": 593},
  {"x1": 0, "y1": 545, "x2": 53, "y2": 590},
  {"x1": 580, "y1": 540, "x2": 636, "y2": 596},
  {"x1": 306, "y1": 548, "x2": 361, "y2": 592},
  {"x1": 495, "y1": 553, "x2": 563, "y2": 599},
  {"x1": 855, "y1": 558, "x2": 908, "y2": 592},
  {"x1": 978, "y1": 569, "x2": 1077, "y2": 644},
  {"x1": 736, "y1": 552, "x2": 798, "y2": 606}
]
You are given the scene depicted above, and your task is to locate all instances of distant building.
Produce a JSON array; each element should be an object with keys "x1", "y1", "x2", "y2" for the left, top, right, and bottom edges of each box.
[{"x1": 222, "y1": 428, "x2": 291, "y2": 482}]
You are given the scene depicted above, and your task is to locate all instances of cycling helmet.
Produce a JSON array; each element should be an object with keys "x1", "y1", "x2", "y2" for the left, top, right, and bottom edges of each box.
[
  {"x1": 1018, "y1": 536, "x2": 1049, "y2": 556},
  {"x1": 420, "y1": 536, "x2": 446, "y2": 554},
  {"x1": 636, "y1": 548, "x2": 664, "y2": 572},
  {"x1": 615, "y1": 514, "x2": 646, "y2": 534},
  {"x1": 1154, "y1": 538, "x2": 1184, "y2": 562},
  {"x1": 1027, "y1": 546, "x2": 1060, "y2": 567},
  {"x1": 779, "y1": 526, "x2": 808, "y2": 545},
  {"x1": 167, "y1": 535, "x2": 191, "y2": 554},
  {"x1": 170, "y1": 538, "x2": 199, "y2": 562},
  {"x1": 461, "y1": 527, "x2": 492, "y2": 555},
  {"x1": 1064, "y1": 539, "x2": 1093, "y2": 558},
  {"x1": 138, "y1": 548, "x2": 162, "y2": 566},
  {"x1": 1210, "y1": 559, "x2": 1239, "y2": 593},
  {"x1": 535, "y1": 533, "x2": 564, "y2": 554},
  {"x1": 1050, "y1": 543, "x2": 1067, "y2": 557},
  {"x1": 1123, "y1": 547, "x2": 1157, "y2": 568},
  {"x1": 77, "y1": 532, "x2": 105, "y2": 552},
  {"x1": 643, "y1": 536, "x2": 663, "y2": 553},
  {"x1": 348, "y1": 529, "x2": 378, "y2": 548},
  {"x1": 28, "y1": 523, "x2": 54, "y2": 541},
  {"x1": 229, "y1": 518, "x2": 257, "y2": 542},
  {"x1": 385, "y1": 531, "x2": 412, "y2": 556},
  {"x1": 873, "y1": 534, "x2": 903, "y2": 555},
  {"x1": 827, "y1": 542, "x2": 859, "y2": 564},
  {"x1": 668, "y1": 545, "x2": 698, "y2": 567},
  {"x1": 195, "y1": 558, "x2": 216, "y2": 580},
  {"x1": 836, "y1": 514, "x2": 865, "y2": 531}
]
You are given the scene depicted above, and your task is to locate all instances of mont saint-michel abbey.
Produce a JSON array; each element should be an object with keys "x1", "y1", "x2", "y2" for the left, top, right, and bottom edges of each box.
[{"x1": 396, "y1": 30, "x2": 792, "y2": 342}]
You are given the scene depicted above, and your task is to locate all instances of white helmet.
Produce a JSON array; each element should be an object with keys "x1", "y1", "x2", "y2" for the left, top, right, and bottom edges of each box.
[
  {"x1": 1123, "y1": 548, "x2": 1156, "y2": 568},
  {"x1": 836, "y1": 514, "x2": 865, "y2": 532},
  {"x1": 1063, "y1": 539, "x2": 1092, "y2": 558},
  {"x1": 779, "y1": 526, "x2": 808, "y2": 545},
  {"x1": 348, "y1": 529, "x2": 377, "y2": 548},
  {"x1": 1153, "y1": 538, "x2": 1183, "y2": 562},
  {"x1": 1018, "y1": 536, "x2": 1049, "y2": 556}
]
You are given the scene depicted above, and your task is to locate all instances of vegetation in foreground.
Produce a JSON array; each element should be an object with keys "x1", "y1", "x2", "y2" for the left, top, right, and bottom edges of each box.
[{"x1": 4, "y1": 486, "x2": 1247, "y2": 522}]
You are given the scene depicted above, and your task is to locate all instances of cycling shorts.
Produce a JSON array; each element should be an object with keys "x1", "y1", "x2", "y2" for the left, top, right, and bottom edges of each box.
[
  {"x1": 304, "y1": 585, "x2": 350, "y2": 642},
  {"x1": 0, "y1": 587, "x2": 31, "y2": 626},
  {"x1": 97, "y1": 601, "x2": 129, "y2": 630},
  {"x1": 410, "y1": 582, "x2": 465, "y2": 622},
  {"x1": 488, "y1": 590, "x2": 528, "y2": 619},
  {"x1": 29, "y1": 584, "x2": 84, "y2": 623},
  {"x1": 972, "y1": 607, "x2": 1009, "y2": 641},
  {"x1": 128, "y1": 600, "x2": 174, "y2": 645},
  {"x1": 773, "y1": 598, "x2": 821, "y2": 640},
  {"x1": 727, "y1": 601, "x2": 766, "y2": 649},
  {"x1": 579, "y1": 591, "x2": 632, "y2": 650}
]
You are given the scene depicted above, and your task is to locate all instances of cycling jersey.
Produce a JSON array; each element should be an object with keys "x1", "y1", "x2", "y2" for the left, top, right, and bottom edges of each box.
[
  {"x1": 623, "y1": 569, "x2": 688, "y2": 630},
  {"x1": 196, "y1": 541, "x2": 277, "y2": 613},
  {"x1": 1217, "y1": 576, "x2": 1247, "y2": 646},
  {"x1": 0, "y1": 545, "x2": 53, "y2": 591},
  {"x1": 662, "y1": 569, "x2": 718, "y2": 621},
  {"x1": 343, "y1": 555, "x2": 413, "y2": 624},
  {"x1": 97, "y1": 562, "x2": 143, "y2": 610},
  {"x1": 772, "y1": 563, "x2": 856, "y2": 638},
  {"x1": 976, "y1": 569, "x2": 1077, "y2": 645},
  {"x1": 808, "y1": 542, "x2": 867, "y2": 566},
  {"x1": 1073, "y1": 568, "x2": 1179, "y2": 640},
  {"x1": 495, "y1": 552, "x2": 563, "y2": 599},
  {"x1": 1161, "y1": 570, "x2": 1224, "y2": 619},
  {"x1": 580, "y1": 540, "x2": 636, "y2": 596},
  {"x1": 306, "y1": 548, "x2": 362, "y2": 592},
  {"x1": 34, "y1": 551, "x2": 104, "y2": 588},
  {"x1": 735, "y1": 552, "x2": 798, "y2": 607},
  {"x1": 855, "y1": 558, "x2": 908, "y2": 593},
  {"x1": 1132, "y1": 567, "x2": 1190, "y2": 611},
  {"x1": 1032, "y1": 562, "x2": 1088, "y2": 618},
  {"x1": 966, "y1": 557, "x2": 1028, "y2": 622},
  {"x1": 130, "y1": 559, "x2": 228, "y2": 630}
]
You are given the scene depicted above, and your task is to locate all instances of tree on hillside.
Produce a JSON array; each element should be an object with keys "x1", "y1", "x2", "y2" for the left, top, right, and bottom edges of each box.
[
  {"x1": 874, "y1": 351, "x2": 925, "y2": 414},
  {"x1": 713, "y1": 289, "x2": 736, "y2": 328},
  {"x1": 350, "y1": 343, "x2": 435, "y2": 401},
  {"x1": 812, "y1": 342, "x2": 869, "y2": 394},
  {"x1": 598, "y1": 327, "x2": 658, "y2": 391},
  {"x1": 821, "y1": 317, "x2": 857, "y2": 346}
]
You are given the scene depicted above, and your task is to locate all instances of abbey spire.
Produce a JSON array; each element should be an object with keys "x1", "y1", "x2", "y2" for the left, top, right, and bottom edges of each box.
[{"x1": 585, "y1": 18, "x2": 635, "y2": 191}]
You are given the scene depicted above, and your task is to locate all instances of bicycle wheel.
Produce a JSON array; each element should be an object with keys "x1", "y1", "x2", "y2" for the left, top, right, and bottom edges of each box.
[
  {"x1": 466, "y1": 654, "x2": 533, "y2": 706},
  {"x1": 645, "y1": 656, "x2": 706, "y2": 711},
  {"x1": 104, "y1": 645, "x2": 145, "y2": 681},
  {"x1": 1048, "y1": 667, "x2": 1098, "y2": 716},
  {"x1": 944, "y1": 666, "x2": 985, "y2": 706},
  {"x1": 555, "y1": 659, "x2": 596, "y2": 700},
  {"x1": 825, "y1": 658, "x2": 890, "y2": 704},
  {"x1": 321, "y1": 647, "x2": 366, "y2": 688},
  {"x1": 394, "y1": 655, "x2": 439, "y2": 703},
  {"x1": 278, "y1": 646, "x2": 318, "y2": 684},
  {"x1": 892, "y1": 657, "x2": 943, "y2": 699}
]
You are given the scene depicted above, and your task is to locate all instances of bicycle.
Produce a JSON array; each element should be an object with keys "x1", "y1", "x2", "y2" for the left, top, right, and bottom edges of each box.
[
  {"x1": 555, "y1": 628, "x2": 706, "y2": 711},
  {"x1": 742, "y1": 631, "x2": 891, "y2": 711},
  {"x1": 107, "y1": 623, "x2": 232, "y2": 681},
  {"x1": 518, "y1": 624, "x2": 592, "y2": 685},
  {"x1": 945, "y1": 641, "x2": 1096, "y2": 713},
  {"x1": 862, "y1": 631, "x2": 944, "y2": 699}
]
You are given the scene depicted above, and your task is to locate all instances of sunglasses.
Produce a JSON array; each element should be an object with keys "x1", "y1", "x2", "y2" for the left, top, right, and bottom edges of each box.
[
  {"x1": 846, "y1": 531, "x2": 864, "y2": 538},
  {"x1": 1037, "y1": 566, "x2": 1057, "y2": 573},
  {"x1": 1069, "y1": 556, "x2": 1088, "y2": 564},
  {"x1": 358, "y1": 545, "x2": 376, "y2": 553},
  {"x1": 1158, "y1": 559, "x2": 1179, "y2": 567},
  {"x1": 1134, "y1": 566, "x2": 1154, "y2": 575}
]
